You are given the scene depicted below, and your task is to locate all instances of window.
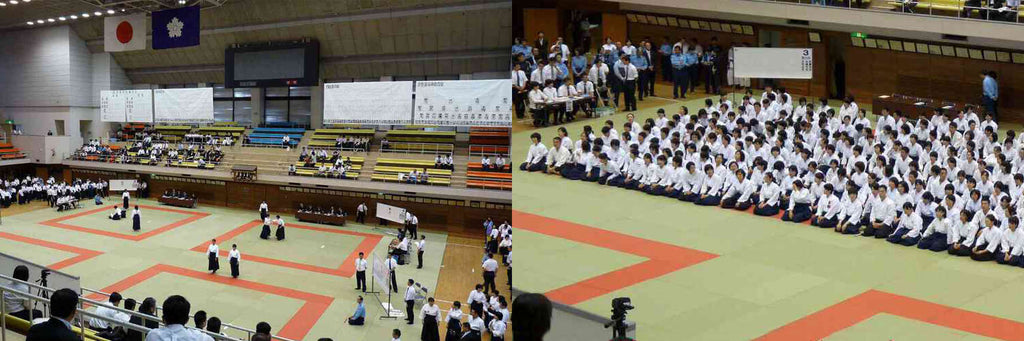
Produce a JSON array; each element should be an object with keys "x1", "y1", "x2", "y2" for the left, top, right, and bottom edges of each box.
[
  {"x1": 263, "y1": 86, "x2": 312, "y2": 127},
  {"x1": 213, "y1": 83, "x2": 253, "y2": 125}
]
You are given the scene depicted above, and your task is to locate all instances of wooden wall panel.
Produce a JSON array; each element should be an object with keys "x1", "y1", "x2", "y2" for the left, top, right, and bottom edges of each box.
[
  {"x1": 601, "y1": 13, "x2": 628, "y2": 47},
  {"x1": 523, "y1": 8, "x2": 560, "y2": 45}
]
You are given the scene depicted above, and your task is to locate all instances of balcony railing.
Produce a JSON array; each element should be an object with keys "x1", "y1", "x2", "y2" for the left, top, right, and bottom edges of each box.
[{"x1": 745, "y1": 0, "x2": 1022, "y2": 23}]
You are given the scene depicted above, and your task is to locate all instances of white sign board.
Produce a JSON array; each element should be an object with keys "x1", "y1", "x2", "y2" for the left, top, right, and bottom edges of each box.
[
  {"x1": 0, "y1": 252, "x2": 81, "y2": 295},
  {"x1": 154, "y1": 88, "x2": 214, "y2": 123},
  {"x1": 414, "y1": 79, "x2": 512, "y2": 127},
  {"x1": 323, "y1": 81, "x2": 414, "y2": 125},
  {"x1": 109, "y1": 179, "x2": 140, "y2": 192},
  {"x1": 732, "y1": 47, "x2": 813, "y2": 80},
  {"x1": 100, "y1": 90, "x2": 153, "y2": 123},
  {"x1": 375, "y1": 203, "x2": 407, "y2": 224},
  {"x1": 372, "y1": 253, "x2": 391, "y2": 293}
]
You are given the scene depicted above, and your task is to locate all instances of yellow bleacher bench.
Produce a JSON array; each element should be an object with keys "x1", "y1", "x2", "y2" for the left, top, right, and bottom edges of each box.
[
  {"x1": 373, "y1": 166, "x2": 452, "y2": 177},
  {"x1": 371, "y1": 173, "x2": 451, "y2": 186},
  {"x1": 376, "y1": 158, "x2": 437, "y2": 168}
]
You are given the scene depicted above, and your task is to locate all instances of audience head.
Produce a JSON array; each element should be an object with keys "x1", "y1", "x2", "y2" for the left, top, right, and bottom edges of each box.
[
  {"x1": 256, "y1": 321, "x2": 272, "y2": 335},
  {"x1": 206, "y1": 317, "x2": 222, "y2": 333},
  {"x1": 161, "y1": 295, "x2": 191, "y2": 325},
  {"x1": 109, "y1": 291, "x2": 123, "y2": 305},
  {"x1": 513, "y1": 293, "x2": 553, "y2": 341},
  {"x1": 124, "y1": 298, "x2": 137, "y2": 311},
  {"x1": 194, "y1": 310, "x2": 207, "y2": 328},
  {"x1": 12, "y1": 265, "x2": 29, "y2": 282},
  {"x1": 393, "y1": 329, "x2": 401, "y2": 338},
  {"x1": 50, "y1": 288, "x2": 79, "y2": 321}
]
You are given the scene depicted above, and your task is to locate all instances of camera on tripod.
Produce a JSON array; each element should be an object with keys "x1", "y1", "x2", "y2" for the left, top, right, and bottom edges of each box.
[{"x1": 603, "y1": 297, "x2": 634, "y2": 341}]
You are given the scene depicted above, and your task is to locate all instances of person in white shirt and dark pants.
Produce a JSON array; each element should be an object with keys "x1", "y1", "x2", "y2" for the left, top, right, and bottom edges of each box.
[
  {"x1": 482, "y1": 253, "x2": 499, "y2": 294},
  {"x1": 354, "y1": 252, "x2": 368, "y2": 292},
  {"x1": 615, "y1": 55, "x2": 639, "y2": 112},
  {"x1": 404, "y1": 279, "x2": 417, "y2": 325},
  {"x1": 416, "y1": 236, "x2": 426, "y2": 269}
]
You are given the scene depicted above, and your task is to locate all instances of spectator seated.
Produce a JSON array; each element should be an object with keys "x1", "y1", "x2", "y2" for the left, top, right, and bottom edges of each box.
[
  {"x1": 289, "y1": 154, "x2": 364, "y2": 179},
  {"x1": 154, "y1": 125, "x2": 192, "y2": 143},
  {"x1": 244, "y1": 127, "x2": 304, "y2": 147},
  {"x1": 196, "y1": 126, "x2": 245, "y2": 139},
  {"x1": 371, "y1": 164, "x2": 452, "y2": 186}
]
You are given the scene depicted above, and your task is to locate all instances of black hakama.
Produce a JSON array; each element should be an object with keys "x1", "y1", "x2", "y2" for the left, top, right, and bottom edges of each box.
[
  {"x1": 260, "y1": 209, "x2": 268, "y2": 221},
  {"x1": 421, "y1": 315, "x2": 440, "y2": 341},
  {"x1": 444, "y1": 318, "x2": 461, "y2": 341},
  {"x1": 260, "y1": 224, "x2": 271, "y2": 239},
  {"x1": 208, "y1": 252, "x2": 219, "y2": 272},
  {"x1": 275, "y1": 225, "x2": 285, "y2": 241},
  {"x1": 132, "y1": 214, "x2": 141, "y2": 231},
  {"x1": 229, "y1": 257, "x2": 239, "y2": 278},
  {"x1": 123, "y1": 198, "x2": 129, "y2": 210}
]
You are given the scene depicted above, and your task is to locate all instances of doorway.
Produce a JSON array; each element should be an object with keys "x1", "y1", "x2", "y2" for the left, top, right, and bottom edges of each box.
[
  {"x1": 79, "y1": 120, "x2": 92, "y2": 140},
  {"x1": 757, "y1": 30, "x2": 782, "y2": 89},
  {"x1": 827, "y1": 35, "x2": 847, "y2": 100}
]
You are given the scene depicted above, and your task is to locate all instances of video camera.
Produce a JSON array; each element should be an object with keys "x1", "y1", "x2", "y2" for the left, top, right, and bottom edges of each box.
[{"x1": 604, "y1": 297, "x2": 634, "y2": 341}]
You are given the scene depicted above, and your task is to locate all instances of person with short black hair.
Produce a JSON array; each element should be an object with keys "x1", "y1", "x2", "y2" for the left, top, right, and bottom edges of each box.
[
  {"x1": 354, "y1": 252, "x2": 367, "y2": 292},
  {"x1": 206, "y1": 316, "x2": 224, "y2": 336},
  {"x1": 392, "y1": 328, "x2": 402, "y2": 341},
  {"x1": 145, "y1": 295, "x2": 207, "y2": 341},
  {"x1": 26, "y1": 288, "x2": 80, "y2": 341},
  {"x1": 193, "y1": 310, "x2": 207, "y2": 329},
  {"x1": 345, "y1": 295, "x2": 365, "y2": 325},
  {"x1": 481, "y1": 253, "x2": 499, "y2": 294},
  {"x1": 4, "y1": 265, "x2": 41, "y2": 322},
  {"x1": 404, "y1": 279, "x2": 417, "y2": 324},
  {"x1": 90, "y1": 291, "x2": 128, "y2": 331},
  {"x1": 512, "y1": 293, "x2": 552, "y2": 341}
]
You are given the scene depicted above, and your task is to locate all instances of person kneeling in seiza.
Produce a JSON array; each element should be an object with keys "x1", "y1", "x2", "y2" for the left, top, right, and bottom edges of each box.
[{"x1": 109, "y1": 206, "x2": 122, "y2": 220}]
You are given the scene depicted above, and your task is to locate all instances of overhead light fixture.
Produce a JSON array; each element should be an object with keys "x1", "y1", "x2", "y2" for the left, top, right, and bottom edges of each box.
[
  {"x1": 26, "y1": 21, "x2": 33, "y2": 25},
  {"x1": 120, "y1": 8, "x2": 124, "y2": 12},
  {"x1": 81, "y1": 13, "x2": 89, "y2": 17},
  {"x1": 46, "y1": 18, "x2": 54, "y2": 22},
  {"x1": 9, "y1": 1, "x2": 18, "y2": 4},
  {"x1": 58, "y1": 16, "x2": 65, "y2": 21},
  {"x1": 70, "y1": 15, "x2": 77, "y2": 19},
  {"x1": 94, "y1": 11, "x2": 101, "y2": 16},
  {"x1": 0, "y1": 3, "x2": 7, "y2": 6},
  {"x1": 179, "y1": 0, "x2": 186, "y2": 4},
  {"x1": 35, "y1": 19, "x2": 43, "y2": 24},
  {"x1": 107, "y1": 9, "x2": 114, "y2": 14}
]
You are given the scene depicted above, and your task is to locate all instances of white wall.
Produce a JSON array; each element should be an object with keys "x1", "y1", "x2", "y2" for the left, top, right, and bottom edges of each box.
[
  {"x1": 69, "y1": 29, "x2": 93, "y2": 107},
  {"x1": 0, "y1": 26, "x2": 72, "y2": 107}
]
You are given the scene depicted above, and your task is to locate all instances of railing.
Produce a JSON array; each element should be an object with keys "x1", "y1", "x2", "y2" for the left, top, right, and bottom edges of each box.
[
  {"x1": 0, "y1": 274, "x2": 293, "y2": 341},
  {"x1": 468, "y1": 144, "x2": 510, "y2": 157},
  {"x1": 380, "y1": 142, "x2": 455, "y2": 155},
  {"x1": 744, "y1": 0, "x2": 1022, "y2": 23}
]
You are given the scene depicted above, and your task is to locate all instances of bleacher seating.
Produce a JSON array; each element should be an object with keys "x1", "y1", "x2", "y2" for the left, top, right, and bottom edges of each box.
[
  {"x1": 308, "y1": 128, "x2": 374, "y2": 150},
  {"x1": 120, "y1": 123, "x2": 148, "y2": 140},
  {"x1": 5, "y1": 313, "x2": 108, "y2": 341},
  {"x1": 197, "y1": 126, "x2": 245, "y2": 138},
  {"x1": 468, "y1": 127, "x2": 510, "y2": 156},
  {"x1": 466, "y1": 161, "x2": 511, "y2": 190},
  {"x1": 154, "y1": 125, "x2": 192, "y2": 142},
  {"x1": 291, "y1": 156, "x2": 365, "y2": 179},
  {"x1": 372, "y1": 157, "x2": 452, "y2": 186},
  {"x1": 246, "y1": 127, "x2": 304, "y2": 147},
  {"x1": 384, "y1": 130, "x2": 456, "y2": 154},
  {"x1": 0, "y1": 143, "x2": 27, "y2": 160}
]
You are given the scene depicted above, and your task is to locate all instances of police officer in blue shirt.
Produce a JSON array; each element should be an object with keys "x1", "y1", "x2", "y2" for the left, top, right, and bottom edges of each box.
[
  {"x1": 554, "y1": 54, "x2": 569, "y2": 88},
  {"x1": 629, "y1": 49, "x2": 648, "y2": 102},
  {"x1": 670, "y1": 46, "x2": 687, "y2": 99},
  {"x1": 571, "y1": 48, "x2": 588, "y2": 80},
  {"x1": 683, "y1": 46, "x2": 699, "y2": 95},
  {"x1": 659, "y1": 37, "x2": 674, "y2": 82}
]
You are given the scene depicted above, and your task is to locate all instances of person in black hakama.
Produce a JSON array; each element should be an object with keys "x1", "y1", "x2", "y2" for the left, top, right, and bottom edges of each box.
[
  {"x1": 122, "y1": 191, "x2": 130, "y2": 211},
  {"x1": 131, "y1": 206, "x2": 141, "y2": 231},
  {"x1": 207, "y1": 239, "x2": 220, "y2": 274},
  {"x1": 259, "y1": 217, "x2": 271, "y2": 239},
  {"x1": 420, "y1": 297, "x2": 441, "y2": 341},
  {"x1": 258, "y1": 201, "x2": 269, "y2": 221},
  {"x1": 228, "y1": 244, "x2": 240, "y2": 278},
  {"x1": 444, "y1": 302, "x2": 463, "y2": 341},
  {"x1": 274, "y1": 215, "x2": 286, "y2": 241}
]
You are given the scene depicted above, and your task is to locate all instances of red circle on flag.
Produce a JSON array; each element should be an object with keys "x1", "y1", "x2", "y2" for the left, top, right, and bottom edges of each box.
[{"x1": 116, "y1": 21, "x2": 133, "y2": 44}]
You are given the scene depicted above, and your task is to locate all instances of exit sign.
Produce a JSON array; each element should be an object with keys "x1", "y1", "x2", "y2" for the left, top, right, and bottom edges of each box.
[{"x1": 851, "y1": 32, "x2": 868, "y2": 38}]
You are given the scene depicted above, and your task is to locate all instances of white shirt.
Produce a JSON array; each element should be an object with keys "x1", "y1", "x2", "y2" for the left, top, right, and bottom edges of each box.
[
  {"x1": 228, "y1": 249, "x2": 241, "y2": 261},
  {"x1": 207, "y1": 243, "x2": 219, "y2": 255},
  {"x1": 467, "y1": 290, "x2": 486, "y2": 305},
  {"x1": 91, "y1": 303, "x2": 129, "y2": 329},
  {"x1": 511, "y1": 70, "x2": 527, "y2": 88},
  {"x1": 145, "y1": 324, "x2": 207, "y2": 341},
  {"x1": 482, "y1": 258, "x2": 499, "y2": 272},
  {"x1": 404, "y1": 285, "x2": 417, "y2": 301},
  {"x1": 421, "y1": 304, "x2": 441, "y2": 321},
  {"x1": 354, "y1": 257, "x2": 367, "y2": 271}
]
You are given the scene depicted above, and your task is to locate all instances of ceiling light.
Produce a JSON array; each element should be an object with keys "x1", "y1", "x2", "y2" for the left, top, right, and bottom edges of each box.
[
  {"x1": 9, "y1": 1, "x2": 18, "y2": 4},
  {"x1": 0, "y1": 3, "x2": 7, "y2": 6},
  {"x1": 94, "y1": 11, "x2": 101, "y2": 16},
  {"x1": 46, "y1": 18, "x2": 54, "y2": 22},
  {"x1": 36, "y1": 19, "x2": 43, "y2": 24},
  {"x1": 70, "y1": 15, "x2": 77, "y2": 19},
  {"x1": 58, "y1": 16, "x2": 65, "y2": 21},
  {"x1": 120, "y1": 8, "x2": 124, "y2": 12},
  {"x1": 26, "y1": 21, "x2": 33, "y2": 25},
  {"x1": 107, "y1": 9, "x2": 114, "y2": 14},
  {"x1": 22, "y1": 0, "x2": 28, "y2": 2},
  {"x1": 179, "y1": 0, "x2": 186, "y2": 4},
  {"x1": 81, "y1": 13, "x2": 89, "y2": 17}
]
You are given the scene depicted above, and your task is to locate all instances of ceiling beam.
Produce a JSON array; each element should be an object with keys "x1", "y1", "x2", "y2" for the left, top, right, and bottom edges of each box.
[{"x1": 85, "y1": 0, "x2": 511, "y2": 46}]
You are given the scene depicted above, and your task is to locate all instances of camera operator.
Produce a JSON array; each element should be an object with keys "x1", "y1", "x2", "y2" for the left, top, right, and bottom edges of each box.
[{"x1": 3, "y1": 265, "x2": 42, "y2": 321}]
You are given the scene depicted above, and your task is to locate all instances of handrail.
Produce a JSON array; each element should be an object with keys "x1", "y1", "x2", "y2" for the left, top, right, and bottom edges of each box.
[
  {"x1": 740, "y1": 0, "x2": 1022, "y2": 23},
  {"x1": 0, "y1": 283, "x2": 154, "y2": 341}
]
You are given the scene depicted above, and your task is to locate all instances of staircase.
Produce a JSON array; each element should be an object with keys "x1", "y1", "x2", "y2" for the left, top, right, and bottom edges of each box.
[{"x1": 449, "y1": 146, "x2": 470, "y2": 187}]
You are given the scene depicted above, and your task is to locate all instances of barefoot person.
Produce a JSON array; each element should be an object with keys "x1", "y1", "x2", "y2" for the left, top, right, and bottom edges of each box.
[{"x1": 207, "y1": 239, "x2": 220, "y2": 274}]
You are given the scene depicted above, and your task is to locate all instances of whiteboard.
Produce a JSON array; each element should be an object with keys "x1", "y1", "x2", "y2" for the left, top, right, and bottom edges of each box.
[
  {"x1": 414, "y1": 79, "x2": 512, "y2": 127},
  {"x1": 154, "y1": 88, "x2": 214, "y2": 123},
  {"x1": 109, "y1": 179, "x2": 140, "y2": 192},
  {"x1": 323, "y1": 81, "x2": 414, "y2": 125},
  {"x1": 0, "y1": 252, "x2": 81, "y2": 294},
  {"x1": 372, "y1": 253, "x2": 391, "y2": 293},
  {"x1": 375, "y1": 203, "x2": 407, "y2": 224},
  {"x1": 100, "y1": 90, "x2": 153, "y2": 123},
  {"x1": 732, "y1": 47, "x2": 813, "y2": 79}
]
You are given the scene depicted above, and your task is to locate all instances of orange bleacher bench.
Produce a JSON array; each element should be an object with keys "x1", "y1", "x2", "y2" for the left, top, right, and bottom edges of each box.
[
  {"x1": 469, "y1": 145, "x2": 509, "y2": 154},
  {"x1": 468, "y1": 171, "x2": 512, "y2": 180},
  {"x1": 467, "y1": 162, "x2": 511, "y2": 172},
  {"x1": 467, "y1": 179, "x2": 512, "y2": 190}
]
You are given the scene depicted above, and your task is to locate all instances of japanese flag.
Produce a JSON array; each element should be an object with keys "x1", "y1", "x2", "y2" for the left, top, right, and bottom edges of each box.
[{"x1": 104, "y1": 14, "x2": 147, "y2": 52}]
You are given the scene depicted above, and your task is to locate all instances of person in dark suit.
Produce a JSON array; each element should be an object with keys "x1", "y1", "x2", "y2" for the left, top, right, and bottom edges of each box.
[
  {"x1": 26, "y1": 288, "x2": 80, "y2": 341},
  {"x1": 534, "y1": 31, "x2": 548, "y2": 56}
]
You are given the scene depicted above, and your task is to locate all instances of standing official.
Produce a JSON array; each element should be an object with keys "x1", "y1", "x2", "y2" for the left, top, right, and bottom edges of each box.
[
  {"x1": 643, "y1": 41, "x2": 656, "y2": 97},
  {"x1": 481, "y1": 253, "x2": 499, "y2": 294},
  {"x1": 404, "y1": 279, "x2": 417, "y2": 325},
  {"x1": 389, "y1": 255, "x2": 399, "y2": 293},
  {"x1": 512, "y1": 64, "x2": 528, "y2": 119},
  {"x1": 354, "y1": 252, "x2": 367, "y2": 292},
  {"x1": 416, "y1": 236, "x2": 426, "y2": 269},
  {"x1": 356, "y1": 202, "x2": 367, "y2": 223},
  {"x1": 629, "y1": 48, "x2": 648, "y2": 102},
  {"x1": 982, "y1": 70, "x2": 999, "y2": 121},
  {"x1": 614, "y1": 55, "x2": 638, "y2": 112}
]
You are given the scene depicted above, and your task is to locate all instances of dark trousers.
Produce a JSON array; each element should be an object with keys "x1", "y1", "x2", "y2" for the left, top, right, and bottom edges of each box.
[
  {"x1": 688, "y1": 66, "x2": 698, "y2": 92},
  {"x1": 622, "y1": 80, "x2": 637, "y2": 111},
  {"x1": 390, "y1": 270, "x2": 398, "y2": 293},
  {"x1": 672, "y1": 68, "x2": 687, "y2": 98},
  {"x1": 356, "y1": 211, "x2": 366, "y2": 223},
  {"x1": 356, "y1": 270, "x2": 366, "y2": 292},
  {"x1": 483, "y1": 270, "x2": 497, "y2": 294},
  {"x1": 705, "y1": 70, "x2": 720, "y2": 95},
  {"x1": 984, "y1": 96, "x2": 998, "y2": 122},
  {"x1": 417, "y1": 250, "x2": 424, "y2": 269},
  {"x1": 513, "y1": 90, "x2": 526, "y2": 118},
  {"x1": 348, "y1": 316, "x2": 364, "y2": 325},
  {"x1": 406, "y1": 299, "x2": 415, "y2": 322},
  {"x1": 661, "y1": 56, "x2": 672, "y2": 81},
  {"x1": 637, "y1": 72, "x2": 648, "y2": 101}
]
